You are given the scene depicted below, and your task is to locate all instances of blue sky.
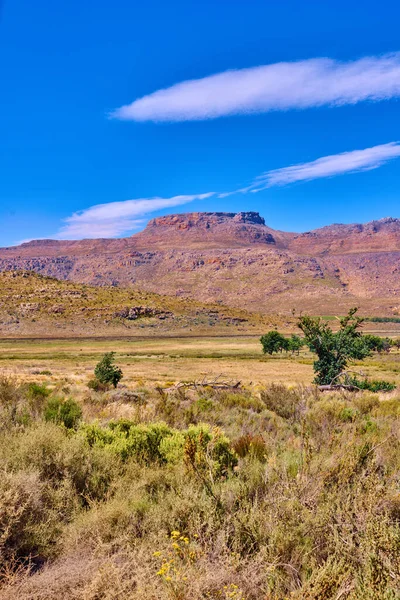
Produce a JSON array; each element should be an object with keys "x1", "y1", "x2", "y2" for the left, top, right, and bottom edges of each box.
[{"x1": 1, "y1": 0, "x2": 400, "y2": 245}]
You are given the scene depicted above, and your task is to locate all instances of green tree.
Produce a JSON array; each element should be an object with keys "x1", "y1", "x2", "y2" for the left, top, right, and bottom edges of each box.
[
  {"x1": 94, "y1": 352, "x2": 123, "y2": 388},
  {"x1": 287, "y1": 334, "x2": 304, "y2": 355},
  {"x1": 298, "y1": 308, "x2": 371, "y2": 385},
  {"x1": 362, "y1": 334, "x2": 393, "y2": 353},
  {"x1": 260, "y1": 331, "x2": 288, "y2": 355}
]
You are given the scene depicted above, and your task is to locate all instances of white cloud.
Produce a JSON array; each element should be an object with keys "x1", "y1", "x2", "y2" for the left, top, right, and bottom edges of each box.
[
  {"x1": 112, "y1": 53, "x2": 400, "y2": 122},
  {"x1": 39, "y1": 143, "x2": 400, "y2": 242},
  {"x1": 55, "y1": 193, "x2": 214, "y2": 239},
  {"x1": 250, "y1": 142, "x2": 400, "y2": 189}
]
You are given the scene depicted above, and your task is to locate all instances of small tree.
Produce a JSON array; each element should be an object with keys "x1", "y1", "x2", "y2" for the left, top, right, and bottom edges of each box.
[
  {"x1": 94, "y1": 352, "x2": 123, "y2": 388},
  {"x1": 298, "y1": 308, "x2": 371, "y2": 385},
  {"x1": 287, "y1": 334, "x2": 304, "y2": 355},
  {"x1": 260, "y1": 331, "x2": 288, "y2": 355}
]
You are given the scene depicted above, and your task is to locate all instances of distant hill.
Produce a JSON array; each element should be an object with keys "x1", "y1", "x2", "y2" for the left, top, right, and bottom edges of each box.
[
  {"x1": 0, "y1": 271, "x2": 276, "y2": 337},
  {"x1": 1, "y1": 212, "x2": 400, "y2": 316}
]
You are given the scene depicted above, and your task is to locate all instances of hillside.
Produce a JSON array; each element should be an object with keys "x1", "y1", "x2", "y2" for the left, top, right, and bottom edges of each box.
[
  {"x1": 0, "y1": 271, "x2": 278, "y2": 337},
  {"x1": 1, "y1": 212, "x2": 400, "y2": 315}
]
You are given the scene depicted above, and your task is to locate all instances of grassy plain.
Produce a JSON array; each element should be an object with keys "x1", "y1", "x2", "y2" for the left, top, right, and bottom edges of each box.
[{"x1": 1, "y1": 334, "x2": 400, "y2": 390}]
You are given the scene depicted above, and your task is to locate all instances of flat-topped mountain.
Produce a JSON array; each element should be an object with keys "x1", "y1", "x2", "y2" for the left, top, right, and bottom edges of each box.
[
  {"x1": 1, "y1": 212, "x2": 399, "y2": 315},
  {"x1": 133, "y1": 211, "x2": 293, "y2": 249}
]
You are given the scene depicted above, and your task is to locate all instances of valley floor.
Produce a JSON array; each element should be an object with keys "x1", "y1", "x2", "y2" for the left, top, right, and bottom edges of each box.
[{"x1": 1, "y1": 334, "x2": 400, "y2": 389}]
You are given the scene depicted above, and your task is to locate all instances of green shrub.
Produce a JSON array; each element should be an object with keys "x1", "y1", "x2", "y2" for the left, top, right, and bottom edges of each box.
[
  {"x1": 26, "y1": 382, "x2": 51, "y2": 401},
  {"x1": 82, "y1": 421, "x2": 173, "y2": 464},
  {"x1": 26, "y1": 382, "x2": 51, "y2": 417},
  {"x1": 299, "y1": 307, "x2": 371, "y2": 385},
  {"x1": 351, "y1": 378, "x2": 396, "y2": 392},
  {"x1": 339, "y1": 406, "x2": 359, "y2": 422},
  {"x1": 81, "y1": 420, "x2": 237, "y2": 477},
  {"x1": 161, "y1": 424, "x2": 238, "y2": 477},
  {"x1": 44, "y1": 397, "x2": 82, "y2": 429}
]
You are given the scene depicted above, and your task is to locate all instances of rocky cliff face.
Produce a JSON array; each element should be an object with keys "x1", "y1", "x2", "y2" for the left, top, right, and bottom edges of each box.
[{"x1": 1, "y1": 212, "x2": 399, "y2": 315}]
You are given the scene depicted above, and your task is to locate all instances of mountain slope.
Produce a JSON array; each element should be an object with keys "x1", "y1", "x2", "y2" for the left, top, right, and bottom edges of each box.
[
  {"x1": 0, "y1": 271, "x2": 277, "y2": 337},
  {"x1": 1, "y1": 212, "x2": 399, "y2": 316}
]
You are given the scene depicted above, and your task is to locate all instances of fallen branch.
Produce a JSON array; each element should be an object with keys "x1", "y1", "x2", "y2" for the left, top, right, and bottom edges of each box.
[
  {"x1": 163, "y1": 375, "x2": 241, "y2": 392},
  {"x1": 318, "y1": 384, "x2": 360, "y2": 392}
]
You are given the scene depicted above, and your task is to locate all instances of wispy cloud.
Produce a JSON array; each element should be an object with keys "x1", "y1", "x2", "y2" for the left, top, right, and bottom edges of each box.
[
  {"x1": 248, "y1": 142, "x2": 400, "y2": 190},
  {"x1": 55, "y1": 193, "x2": 214, "y2": 239},
  {"x1": 112, "y1": 53, "x2": 400, "y2": 122},
  {"x1": 35, "y1": 143, "x2": 400, "y2": 242}
]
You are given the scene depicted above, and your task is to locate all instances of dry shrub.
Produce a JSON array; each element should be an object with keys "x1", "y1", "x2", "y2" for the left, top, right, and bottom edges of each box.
[
  {"x1": 217, "y1": 390, "x2": 264, "y2": 412},
  {"x1": 0, "y1": 423, "x2": 120, "y2": 503},
  {"x1": 0, "y1": 377, "x2": 24, "y2": 429},
  {"x1": 233, "y1": 433, "x2": 267, "y2": 461},
  {"x1": 353, "y1": 393, "x2": 380, "y2": 415},
  {"x1": 260, "y1": 384, "x2": 305, "y2": 421},
  {"x1": 0, "y1": 469, "x2": 78, "y2": 576}
]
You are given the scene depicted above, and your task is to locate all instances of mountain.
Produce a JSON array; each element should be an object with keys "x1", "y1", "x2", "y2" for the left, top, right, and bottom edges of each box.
[{"x1": 1, "y1": 212, "x2": 400, "y2": 316}]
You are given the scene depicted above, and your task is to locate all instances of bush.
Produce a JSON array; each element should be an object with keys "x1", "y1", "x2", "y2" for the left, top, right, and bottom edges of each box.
[
  {"x1": 233, "y1": 433, "x2": 267, "y2": 461},
  {"x1": 287, "y1": 334, "x2": 304, "y2": 354},
  {"x1": 26, "y1": 382, "x2": 51, "y2": 417},
  {"x1": 353, "y1": 394, "x2": 380, "y2": 414},
  {"x1": 81, "y1": 420, "x2": 237, "y2": 477},
  {"x1": 82, "y1": 421, "x2": 173, "y2": 464},
  {"x1": 363, "y1": 334, "x2": 392, "y2": 353},
  {"x1": 161, "y1": 424, "x2": 238, "y2": 477},
  {"x1": 351, "y1": 378, "x2": 396, "y2": 392},
  {"x1": 44, "y1": 397, "x2": 82, "y2": 429},
  {"x1": 298, "y1": 308, "x2": 371, "y2": 385},
  {"x1": 1, "y1": 379, "x2": 400, "y2": 598},
  {"x1": 87, "y1": 377, "x2": 110, "y2": 392},
  {"x1": 260, "y1": 384, "x2": 303, "y2": 421},
  {"x1": 0, "y1": 376, "x2": 23, "y2": 427},
  {"x1": 1, "y1": 422, "x2": 119, "y2": 503},
  {"x1": 0, "y1": 469, "x2": 77, "y2": 571}
]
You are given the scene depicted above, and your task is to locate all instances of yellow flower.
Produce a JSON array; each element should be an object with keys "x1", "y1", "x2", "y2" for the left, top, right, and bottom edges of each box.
[
  {"x1": 172, "y1": 542, "x2": 180, "y2": 550},
  {"x1": 171, "y1": 530, "x2": 180, "y2": 537}
]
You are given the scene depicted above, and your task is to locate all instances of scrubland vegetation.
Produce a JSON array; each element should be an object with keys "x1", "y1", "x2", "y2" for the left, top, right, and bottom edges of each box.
[{"x1": 0, "y1": 368, "x2": 399, "y2": 599}]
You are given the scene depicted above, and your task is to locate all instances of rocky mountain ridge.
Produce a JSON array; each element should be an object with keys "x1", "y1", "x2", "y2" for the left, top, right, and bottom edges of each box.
[{"x1": 1, "y1": 212, "x2": 399, "y2": 315}]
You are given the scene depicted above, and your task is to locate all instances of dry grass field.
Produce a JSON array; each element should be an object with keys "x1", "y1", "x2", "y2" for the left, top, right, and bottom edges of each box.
[{"x1": 1, "y1": 334, "x2": 400, "y2": 391}]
